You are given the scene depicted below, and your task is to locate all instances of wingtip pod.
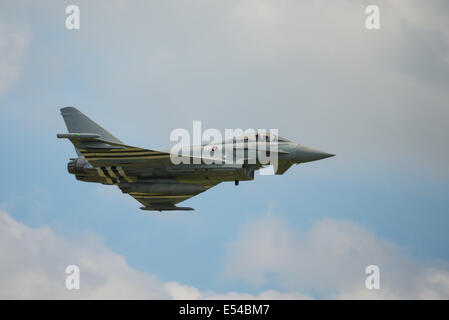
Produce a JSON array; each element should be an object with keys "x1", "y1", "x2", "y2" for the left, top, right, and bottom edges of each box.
[
  {"x1": 140, "y1": 206, "x2": 195, "y2": 212},
  {"x1": 56, "y1": 133, "x2": 101, "y2": 139}
]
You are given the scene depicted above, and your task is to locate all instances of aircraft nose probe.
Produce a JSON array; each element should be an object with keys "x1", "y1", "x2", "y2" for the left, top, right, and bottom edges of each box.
[{"x1": 294, "y1": 145, "x2": 335, "y2": 163}]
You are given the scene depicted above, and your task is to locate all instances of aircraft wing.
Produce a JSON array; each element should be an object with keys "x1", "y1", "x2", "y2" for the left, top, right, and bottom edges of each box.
[
  {"x1": 126, "y1": 181, "x2": 221, "y2": 211},
  {"x1": 58, "y1": 107, "x2": 223, "y2": 211},
  {"x1": 57, "y1": 133, "x2": 207, "y2": 168},
  {"x1": 77, "y1": 143, "x2": 175, "y2": 168}
]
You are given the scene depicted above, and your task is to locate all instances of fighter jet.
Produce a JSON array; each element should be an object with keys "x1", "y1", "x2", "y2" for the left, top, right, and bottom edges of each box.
[{"x1": 58, "y1": 107, "x2": 334, "y2": 211}]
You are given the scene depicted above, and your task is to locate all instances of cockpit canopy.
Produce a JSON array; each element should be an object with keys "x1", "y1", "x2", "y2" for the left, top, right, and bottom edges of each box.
[{"x1": 229, "y1": 133, "x2": 290, "y2": 143}]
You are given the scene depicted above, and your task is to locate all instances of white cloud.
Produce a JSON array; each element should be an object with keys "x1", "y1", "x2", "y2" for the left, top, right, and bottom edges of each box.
[
  {"x1": 0, "y1": 210, "x2": 165, "y2": 299},
  {"x1": 0, "y1": 23, "x2": 29, "y2": 97},
  {"x1": 0, "y1": 210, "x2": 307, "y2": 299},
  {"x1": 2, "y1": 208, "x2": 448, "y2": 299},
  {"x1": 164, "y1": 282, "x2": 312, "y2": 300},
  {"x1": 224, "y1": 212, "x2": 449, "y2": 299}
]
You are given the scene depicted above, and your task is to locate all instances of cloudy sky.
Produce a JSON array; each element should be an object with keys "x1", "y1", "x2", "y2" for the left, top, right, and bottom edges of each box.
[{"x1": 0, "y1": 0, "x2": 448, "y2": 299}]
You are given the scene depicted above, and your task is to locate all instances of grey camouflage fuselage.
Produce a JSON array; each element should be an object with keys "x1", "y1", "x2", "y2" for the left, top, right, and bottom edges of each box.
[{"x1": 58, "y1": 107, "x2": 334, "y2": 211}]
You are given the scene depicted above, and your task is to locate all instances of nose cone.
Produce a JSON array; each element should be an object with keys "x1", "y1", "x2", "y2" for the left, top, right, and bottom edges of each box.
[{"x1": 294, "y1": 145, "x2": 335, "y2": 163}]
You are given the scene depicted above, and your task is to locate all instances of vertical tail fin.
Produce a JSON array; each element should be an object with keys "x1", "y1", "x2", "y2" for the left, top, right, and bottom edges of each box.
[{"x1": 60, "y1": 107, "x2": 122, "y2": 144}]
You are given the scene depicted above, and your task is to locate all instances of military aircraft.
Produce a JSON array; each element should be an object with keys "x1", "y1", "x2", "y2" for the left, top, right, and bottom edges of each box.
[{"x1": 58, "y1": 107, "x2": 334, "y2": 211}]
